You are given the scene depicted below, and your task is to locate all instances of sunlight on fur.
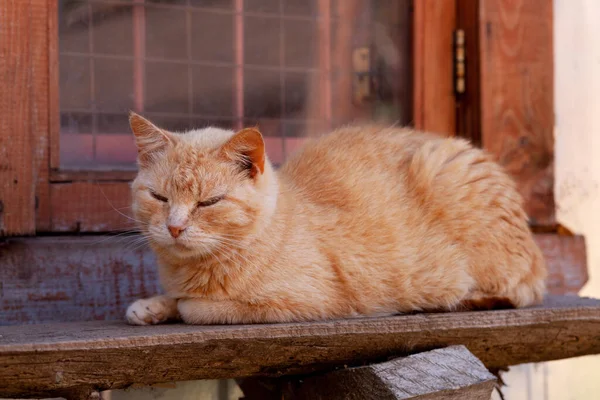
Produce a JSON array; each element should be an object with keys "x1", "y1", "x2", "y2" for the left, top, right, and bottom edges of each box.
[{"x1": 125, "y1": 112, "x2": 547, "y2": 325}]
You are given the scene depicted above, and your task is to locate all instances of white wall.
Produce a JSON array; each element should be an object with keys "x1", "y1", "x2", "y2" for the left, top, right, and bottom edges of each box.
[{"x1": 494, "y1": 1, "x2": 600, "y2": 399}]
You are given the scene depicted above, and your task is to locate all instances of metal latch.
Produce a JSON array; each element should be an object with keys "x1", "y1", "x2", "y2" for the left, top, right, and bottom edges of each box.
[
  {"x1": 454, "y1": 29, "x2": 466, "y2": 94},
  {"x1": 353, "y1": 47, "x2": 371, "y2": 104}
]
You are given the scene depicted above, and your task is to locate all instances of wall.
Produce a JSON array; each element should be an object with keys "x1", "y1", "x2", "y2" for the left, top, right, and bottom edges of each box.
[{"x1": 494, "y1": 1, "x2": 600, "y2": 399}]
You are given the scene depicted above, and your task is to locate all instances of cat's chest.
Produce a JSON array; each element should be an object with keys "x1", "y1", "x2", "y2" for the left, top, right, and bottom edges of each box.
[{"x1": 160, "y1": 262, "x2": 242, "y2": 300}]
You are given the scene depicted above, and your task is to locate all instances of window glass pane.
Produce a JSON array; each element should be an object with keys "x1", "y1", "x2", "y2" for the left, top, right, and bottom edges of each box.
[{"x1": 58, "y1": 0, "x2": 412, "y2": 169}]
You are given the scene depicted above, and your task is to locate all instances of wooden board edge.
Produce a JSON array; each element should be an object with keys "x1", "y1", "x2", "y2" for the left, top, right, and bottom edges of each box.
[
  {"x1": 49, "y1": 169, "x2": 137, "y2": 183},
  {"x1": 0, "y1": 296, "x2": 598, "y2": 398},
  {"x1": 534, "y1": 233, "x2": 588, "y2": 295}
]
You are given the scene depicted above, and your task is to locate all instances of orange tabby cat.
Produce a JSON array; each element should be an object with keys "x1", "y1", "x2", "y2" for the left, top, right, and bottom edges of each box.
[{"x1": 125, "y1": 113, "x2": 547, "y2": 325}]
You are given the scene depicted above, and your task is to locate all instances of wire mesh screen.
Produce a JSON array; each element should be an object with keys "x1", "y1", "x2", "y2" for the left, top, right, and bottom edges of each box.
[{"x1": 58, "y1": 0, "x2": 412, "y2": 169}]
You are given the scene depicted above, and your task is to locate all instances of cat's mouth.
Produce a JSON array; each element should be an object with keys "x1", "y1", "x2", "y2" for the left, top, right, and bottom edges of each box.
[
  {"x1": 173, "y1": 242, "x2": 191, "y2": 251},
  {"x1": 168, "y1": 242, "x2": 212, "y2": 259},
  {"x1": 168, "y1": 242, "x2": 199, "y2": 258}
]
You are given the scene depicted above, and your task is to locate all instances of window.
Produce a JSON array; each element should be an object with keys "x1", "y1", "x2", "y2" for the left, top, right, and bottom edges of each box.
[
  {"x1": 0, "y1": 0, "x2": 457, "y2": 235},
  {"x1": 58, "y1": 0, "x2": 413, "y2": 168}
]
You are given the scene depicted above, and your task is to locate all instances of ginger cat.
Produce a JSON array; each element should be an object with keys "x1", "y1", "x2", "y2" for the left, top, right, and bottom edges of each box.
[{"x1": 125, "y1": 113, "x2": 547, "y2": 325}]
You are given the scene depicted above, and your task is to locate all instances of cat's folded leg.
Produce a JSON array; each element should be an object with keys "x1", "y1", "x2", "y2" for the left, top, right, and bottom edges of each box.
[
  {"x1": 126, "y1": 295, "x2": 180, "y2": 325},
  {"x1": 178, "y1": 298, "x2": 295, "y2": 324}
]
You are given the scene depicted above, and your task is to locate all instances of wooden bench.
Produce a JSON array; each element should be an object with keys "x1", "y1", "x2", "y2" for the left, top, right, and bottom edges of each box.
[{"x1": 1, "y1": 295, "x2": 599, "y2": 399}]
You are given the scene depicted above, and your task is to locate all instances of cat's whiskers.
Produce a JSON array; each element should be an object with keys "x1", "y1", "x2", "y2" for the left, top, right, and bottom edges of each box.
[
  {"x1": 120, "y1": 231, "x2": 153, "y2": 251},
  {"x1": 88, "y1": 229, "x2": 146, "y2": 247},
  {"x1": 124, "y1": 236, "x2": 153, "y2": 252},
  {"x1": 123, "y1": 234, "x2": 150, "y2": 247},
  {"x1": 98, "y1": 185, "x2": 147, "y2": 226}
]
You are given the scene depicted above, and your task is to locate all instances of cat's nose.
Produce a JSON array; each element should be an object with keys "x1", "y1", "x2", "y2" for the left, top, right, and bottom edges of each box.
[{"x1": 167, "y1": 225, "x2": 186, "y2": 239}]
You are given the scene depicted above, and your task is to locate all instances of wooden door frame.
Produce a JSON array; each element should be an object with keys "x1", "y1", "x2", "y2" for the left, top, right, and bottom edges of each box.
[
  {"x1": 419, "y1": 0, "x2": 555, "y2": 228},
  {"x1": 478, "y1": 0, "x2": 555, "y2": 227},
  {"x1": 413, "y1": 0, "x2": 457, "y2": 136},
  {"x1": 0, "y1": 0, "x2": 50, "y2": 236}
]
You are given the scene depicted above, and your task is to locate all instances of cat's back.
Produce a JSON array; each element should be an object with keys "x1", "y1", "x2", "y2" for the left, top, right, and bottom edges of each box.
[
  {"x1": 279, "y1": 125, "x2": 431, "y2": 204},
  {"x1": 279, "y1": 125, "x2": 457, "y2": 215},
  {"x1": 277, "y1": 124, "x2": 546, "y2": 309},
  {"x1": 278, "y1": 123, "x2": 538, "y2": 264}
]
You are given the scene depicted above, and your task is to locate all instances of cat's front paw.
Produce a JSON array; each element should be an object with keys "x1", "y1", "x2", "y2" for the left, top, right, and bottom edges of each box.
[{"x1": 126, "y1": 296, "x2": 178, "y2": 325}]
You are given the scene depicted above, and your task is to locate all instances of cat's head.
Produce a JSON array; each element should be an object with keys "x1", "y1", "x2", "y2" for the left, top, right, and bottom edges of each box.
[{"x1": 129, "y1": 112, "x2": 278, "y2": 259}]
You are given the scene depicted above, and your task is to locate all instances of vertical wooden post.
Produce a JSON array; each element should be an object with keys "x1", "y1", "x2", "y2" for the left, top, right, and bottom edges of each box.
[
  {"x1": 413, "y1": 0, "x2": 457, "y2": 136},
  {"x1": 479, "y1": 0, "x2": 555, "y2": 226},
  {"x1": 0, "y1": 0, "x2": 47, "y2": 235}
]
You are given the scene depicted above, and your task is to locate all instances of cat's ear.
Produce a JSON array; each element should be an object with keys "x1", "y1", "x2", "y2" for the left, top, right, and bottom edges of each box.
[
  {"x1": 221, "y1": 128, "x2": 265, "y2": 179},
  {"x1": 129, "y1": 111, "x2": 175, "y2": 165}
]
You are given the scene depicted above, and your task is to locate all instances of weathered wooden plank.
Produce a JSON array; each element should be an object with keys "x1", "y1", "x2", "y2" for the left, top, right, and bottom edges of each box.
[
  {"x1": 0, "y1": 0, "x2": 37, "y2": 235},
  {"x1": 49, "y1": 170, "x2": 138, "y2": 183},
  {"x1": 0, "y1": 234, "x2": 587, "y2": 325},
  {"x1": 413, "y1": 0, "x2": 457, "y2": 136},
  {"x1": 535, "y1": 234, "x2": 587, "y2": 295},
  {"x1": 0, "y1": 237, "x2": 160, "y2": 325},
  {"x1": 479, "y1": 0, "x2": 555, "y2": 226},
  {"x1": 48, "y1": 182, "x2": 136, "y2": 232},
  {"x1": 0, "y1": 296, "x2": 599, "y2": 399},
  {"x1": 286, "y1": 346, "x2": 496, "y2": 400}
]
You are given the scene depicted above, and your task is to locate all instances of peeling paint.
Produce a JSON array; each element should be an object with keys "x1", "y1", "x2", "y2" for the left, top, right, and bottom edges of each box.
[{"x1": 0, "y1": 236, "x2": 159, "y2": 325}]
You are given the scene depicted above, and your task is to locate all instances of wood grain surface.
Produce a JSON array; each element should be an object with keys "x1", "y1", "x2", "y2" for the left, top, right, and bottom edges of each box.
[
  {"x1": 413, "y1": 0, "x2": 457, "y2": 136},
  {"x1": 32, "y1": 0, "x2": 52, "y2": 232},
  {"x1": 479, "y1": 0, "x2": 555, "y2": 226},
  {"x1": 0, "y1": 0, "x2": 38, "y2": 235},
  {"x1": 49, "y1": 182, "x2": 136, "y2": 232},
  {"x1": 0, "y1": 295, "x2": 599, "y2": 398},
  {"x1": 287, "y1": 346, "x2": 497, "y2": 400}
]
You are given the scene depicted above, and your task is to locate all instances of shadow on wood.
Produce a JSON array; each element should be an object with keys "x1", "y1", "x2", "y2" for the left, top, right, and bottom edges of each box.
[
  {"x1": 239, "y1": 347, "x2": 498, "y2": 400},
  {"x1": 285, "y1": 346, "x2": 496, "y2": 400}
]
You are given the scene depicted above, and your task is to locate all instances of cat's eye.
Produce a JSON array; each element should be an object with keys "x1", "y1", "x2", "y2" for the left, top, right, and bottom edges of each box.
[
  {"x1": 197, "y1": 196, "x2": 224, "y2": 208},
  {"x1": 150, "y1": 191, "x2": 168, "y2": 203}
]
